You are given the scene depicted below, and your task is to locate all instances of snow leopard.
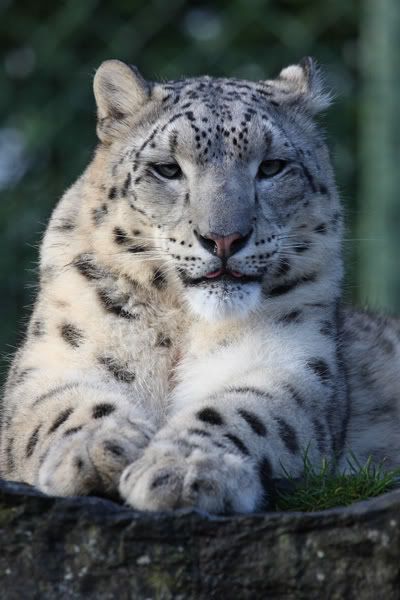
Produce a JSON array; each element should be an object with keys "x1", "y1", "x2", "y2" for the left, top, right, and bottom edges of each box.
[{"x1": 1, "y1": 58, "x2": 399, "y2": 513}]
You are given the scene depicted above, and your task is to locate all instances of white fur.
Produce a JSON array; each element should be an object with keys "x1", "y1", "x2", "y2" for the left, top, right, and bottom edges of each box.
[{"x1": 184, "y1": 282, "x2": 262, "y2": 321}]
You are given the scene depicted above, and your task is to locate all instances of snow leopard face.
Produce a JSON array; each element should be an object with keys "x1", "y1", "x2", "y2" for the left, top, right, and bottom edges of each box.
[{"x1": 93, "y1": 59, "x2": 342, "y2": 320}]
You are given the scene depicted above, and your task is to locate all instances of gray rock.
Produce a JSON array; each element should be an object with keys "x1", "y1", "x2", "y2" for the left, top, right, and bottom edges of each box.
[{"x1": 0, "y1": 478, "x2": 399, "y2": 599}]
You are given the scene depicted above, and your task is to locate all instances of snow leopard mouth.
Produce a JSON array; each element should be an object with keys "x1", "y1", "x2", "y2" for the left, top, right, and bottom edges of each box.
[{"x1": 179, "y1": 268, "x2": 263, "y2": 287}]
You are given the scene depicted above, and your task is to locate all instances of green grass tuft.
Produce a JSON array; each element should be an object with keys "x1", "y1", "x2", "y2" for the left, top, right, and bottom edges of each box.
[{"x1": 275, "y1": 450, "x2": 400, "y2": 512}]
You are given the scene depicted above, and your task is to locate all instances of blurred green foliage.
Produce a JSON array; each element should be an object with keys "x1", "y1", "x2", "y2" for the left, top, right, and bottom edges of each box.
[{"x1": 0, "y1": 0, "x2": 360, "y2": 381}]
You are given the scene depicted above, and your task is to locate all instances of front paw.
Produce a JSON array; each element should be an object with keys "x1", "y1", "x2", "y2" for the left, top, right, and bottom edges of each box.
[
  {"x1": 38, "y1": 418, "x2": 155, "y2": 497},
  {"x1": 119, "y1": 439, "x2": 263, "y2": 514}
]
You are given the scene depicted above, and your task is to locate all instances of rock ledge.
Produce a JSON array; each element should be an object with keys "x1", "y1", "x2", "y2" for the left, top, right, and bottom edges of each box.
[{"x1": 0, "y1": 479, "x2": 399, "y2": 599}]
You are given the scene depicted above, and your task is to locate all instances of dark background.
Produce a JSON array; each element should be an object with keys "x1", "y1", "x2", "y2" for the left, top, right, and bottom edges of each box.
[{"x1": 1, "y1": 0, "x2": 399, "y2": 383}]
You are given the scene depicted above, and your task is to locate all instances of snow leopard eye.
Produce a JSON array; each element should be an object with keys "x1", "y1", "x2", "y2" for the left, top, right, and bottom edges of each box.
[
  {"x1": 152, "y1": 163, "x2": 182, "y2": 180},
  {"x1": 257, "y1": 160, "x2": 287, "y2": 179}
]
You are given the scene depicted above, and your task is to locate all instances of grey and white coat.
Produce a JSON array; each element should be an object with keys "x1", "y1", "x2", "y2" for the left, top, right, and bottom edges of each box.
[{"x1": 1, "y1": 58, "x2": 399, "y2": 513}]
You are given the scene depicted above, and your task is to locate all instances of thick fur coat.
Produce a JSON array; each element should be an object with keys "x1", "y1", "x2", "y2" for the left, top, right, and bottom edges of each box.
[{"x1": 1, "y1": 59, "x2": 399, "y2": 513}]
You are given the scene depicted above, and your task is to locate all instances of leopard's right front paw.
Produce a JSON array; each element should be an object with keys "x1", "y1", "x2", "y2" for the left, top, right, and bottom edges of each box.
[
  {"x1": 119, "y1": 438, "x2": 263, "y2": 514},
  {"x1": 38, "y1": 418, "x2": 155, "y2": 497}
]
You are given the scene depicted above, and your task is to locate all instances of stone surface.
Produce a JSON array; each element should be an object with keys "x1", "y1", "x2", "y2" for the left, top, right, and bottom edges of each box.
[{"x1": 0, "y1": 478, "x2": 399, "y2": 599}]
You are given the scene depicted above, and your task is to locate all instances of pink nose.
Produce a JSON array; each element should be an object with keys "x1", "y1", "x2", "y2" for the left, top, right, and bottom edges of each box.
[{"x1": 206, "y1": 232, "x2": 244, "y2": 258}]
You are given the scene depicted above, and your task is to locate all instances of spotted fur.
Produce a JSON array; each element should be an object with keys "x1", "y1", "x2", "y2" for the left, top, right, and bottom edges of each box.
[{"x1": 1, "y1": 58, "x2": 399, "y2": 513}]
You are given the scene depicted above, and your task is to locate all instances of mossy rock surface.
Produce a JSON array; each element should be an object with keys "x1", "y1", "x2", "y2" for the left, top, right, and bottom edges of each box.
[{"x1": 0, "y1": 479, "x2": 399, "y2": 599}]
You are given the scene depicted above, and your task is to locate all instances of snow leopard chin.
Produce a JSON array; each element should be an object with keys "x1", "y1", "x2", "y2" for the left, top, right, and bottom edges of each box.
[{"x1": 185, "y1": 282, "x2": 262, "y2": 321}]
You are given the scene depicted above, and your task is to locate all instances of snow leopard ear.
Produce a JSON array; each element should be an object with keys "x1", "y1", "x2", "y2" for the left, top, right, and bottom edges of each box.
[
  {"x1": 93, "y1": 60, "x2": 150, "y2": 142},
  {"x1": 271, "y1": 57, "x2": 332, "y2": 115}
]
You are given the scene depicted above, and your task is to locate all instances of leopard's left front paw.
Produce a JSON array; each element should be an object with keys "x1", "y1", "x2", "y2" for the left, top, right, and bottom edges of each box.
[{"x1": 119, "y1": 439, "x2": 263, "y2": 514}]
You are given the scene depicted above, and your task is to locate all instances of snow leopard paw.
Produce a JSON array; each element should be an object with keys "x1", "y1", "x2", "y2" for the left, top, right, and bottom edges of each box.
[
  {"x1": 38, "y1": 415, "x2": 155, "y2": 498},
  {"x1": 119, "y1": 435, "x2": 263, "y2": 514}
]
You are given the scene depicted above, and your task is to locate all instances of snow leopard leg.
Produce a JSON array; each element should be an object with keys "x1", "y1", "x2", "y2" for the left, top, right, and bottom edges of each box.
[
  {"x1": 1, "y1": 372, "x2": 156, "y2": 498},
  {"x1": 120, "y1": 367, "x2": 346, "y2": 513}
]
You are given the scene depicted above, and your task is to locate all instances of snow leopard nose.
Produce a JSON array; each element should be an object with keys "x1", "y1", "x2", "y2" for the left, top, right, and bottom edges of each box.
[{"x1": 195, "y1": 230, "x2": 252, "y2": 258}]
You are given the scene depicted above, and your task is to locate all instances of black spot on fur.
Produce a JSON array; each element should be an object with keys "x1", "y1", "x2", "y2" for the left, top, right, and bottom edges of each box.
[
  {"x1": 188, "y1": 428, "x2": 211, "y2": 437},
  {"x1": 267, "y1": 273, "x2": 317, "y2": 297},
  {"x1": 60, "y1": 322, "x2": 84, "y2": 348},
  {"x1": 305, "y1": 302, "x2": 329, "y2": 309},
  {"x1": 108, "y1": 106, "x2": 125, "y2": 121},
  {"x1": 169, "y1": 130, "x2": 178, "y2": 155},
  {"x1": 127, "y1": 244, "x2": 146, "y2": 253},
  {"x1": 113, "y1": 226, "x2": 130, "y2": 245},
  {"x1": 92, "y1": 403, "x2": 116, "y2": 419},
  {"x1": 313, "y1": 418, "x2": 326, "y2": 454},
  {"x1": 380, "y1": 336, "x2": 394, "y2": 355},
  {"x1": 238, "y1": 409, "x2": 267, "y2": 436},
  {"x1": 276, "y1": 417, "x2": 299, "y2": 454},
  {"x1": 96, "y1": 288, "x2": 138, "y2": 320},
  {"x1": 152, "y1": 267, "x2": 168, "y2": 289},
  {"x1": 92, "y1": 203, "x2": 108, "y2": 225},
  {"x1": 282, "y1": 383, "x2": 305, "y2": 408},
  {"x1": 32, "y1": 320, "x2": 45, "y2": 337},
  {"x1": 318, "y1": 183, "x2": 328, "y2": 195},
  {"x1": 275, "y1": 258, "x2": 291, "y2": 277},
  {"x1": 320, "y1": 320, "x2": 334, "y2": 337},
  {"x1": 26, "y1": 425, "x2": 41, "y2": 457},
  {"x1": 277, "y1": 310, "x2": 302, "y2": 324},
  {"x1": 314, "y1": 222, "x2": 327, "y2": 234},
  {"x1": 307, "y1": 358, "x2": 332, "y2": 384},
  {"x1": 74, "y1": 457, "x2": 84, "y2": 470},
  {"x1": 224, "y1": 433, "x2": 250, "y2": 455},
  {"x1": 259, "y1": 456, "x2": 273, "y2": 493},
  {"x1": 108, "y1": 186, "x2": 117, "y2": 200},
  {"x1": 156, "y1": 333, "x2": 172, "y2": 347},
  {"x1": 98, "y1": 355, "x2": 136, "y2": 383},
  {"x1": 177, "y1": 438, "x2": 202, "y2": 455},
  {"x1": 48, "y1": 408, "x2": 73, "y2": 434},
  {"x1": 38, "y1": 448, "x2": 49, "y2": 469},
  {"x1": 197, "y1": 407, "x2": 224, "y2": 426},
  {"x1": 73, "y1": 254, "x2": 108, "y2": 280},
  {"x1": 103, "y1": 441, "x2": 125, "y2": 456},
  {"x1": 294, "y1": 241, "x2": 311, "y2": 254},
  {"x1": 32, "y1": 383, "x2": 81, "y2": 407},
  {"x1": 64, "y1": 426, "x2": 83, "y2": 437},
  {"x1": 301, "y1": 165, "x2": 318, "y2": 193},
  {"x1": 185, "y1": 111, "x2": 196, "y2": 122},
  {"x1": 6, "y1": 438, "x2": 15, "y2": 472},
  {"x1": 14, "y1": 367, "x2": 36, "y2": 386},
  {"x1": 226, "y1": 386, "x2": 272, "y2": 401},
  {"x1": 122, "y1": 173, "x2": 131, "y2": 196},
  {"x1": 151, "y1": 473, "x2": 171, "y2": 489},
  {"x1": 53, "y1": 218, "x2": 76, "y2": 232}
]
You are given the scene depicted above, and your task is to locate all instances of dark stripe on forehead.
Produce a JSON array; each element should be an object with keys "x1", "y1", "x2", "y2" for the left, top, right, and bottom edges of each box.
[
  {"x1": 160, "y1": 112, "x2": 184, "y2": 133},
  {"x1": 169, "y1": 130, "x2": 178, "y2": 155},
  {"x1": 137, "y1": 126, "x2": 160, "y2": 154}
]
